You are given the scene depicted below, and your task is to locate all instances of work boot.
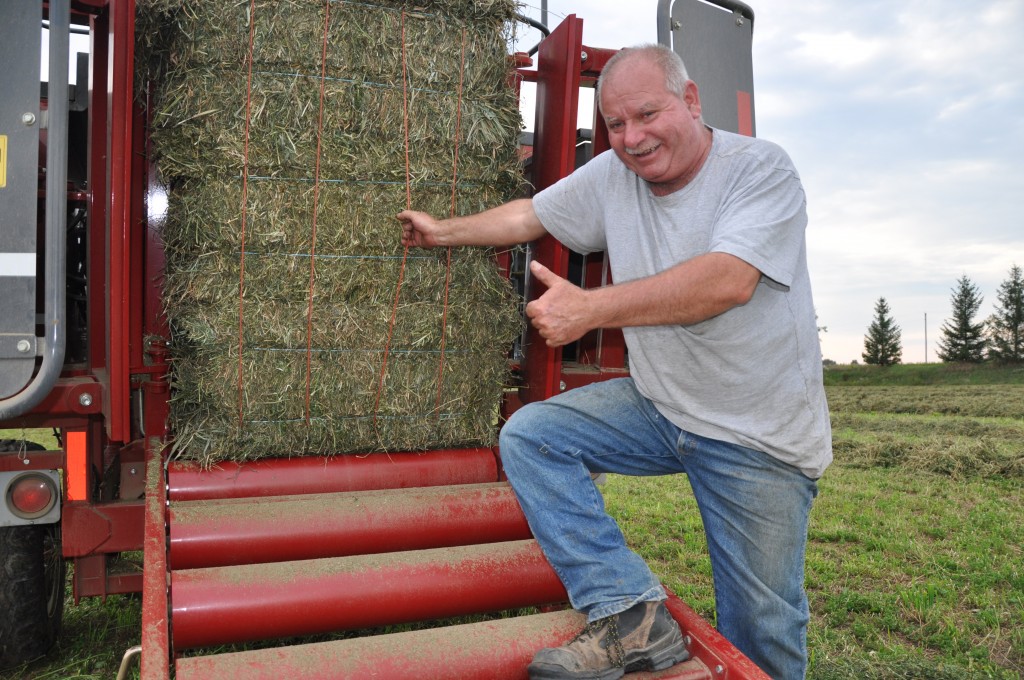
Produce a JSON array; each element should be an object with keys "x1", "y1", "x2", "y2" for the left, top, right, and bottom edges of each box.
[{"x1": 528, "y1": 600, "x2": 690, "y2": 680}]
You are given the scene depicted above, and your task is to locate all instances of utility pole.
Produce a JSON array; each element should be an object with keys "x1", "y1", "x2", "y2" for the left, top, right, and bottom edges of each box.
[{"x1": 924, "y1": 312, "x2": 928, "y2": 363}]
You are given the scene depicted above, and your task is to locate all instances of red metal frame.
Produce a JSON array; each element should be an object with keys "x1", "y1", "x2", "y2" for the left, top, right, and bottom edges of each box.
[
  {"x1": 513, "y1": 22, "x2": 632, "y2": 413},
  {"x1": 1, "y1": 5, "x2": 770, "y2": 678}
]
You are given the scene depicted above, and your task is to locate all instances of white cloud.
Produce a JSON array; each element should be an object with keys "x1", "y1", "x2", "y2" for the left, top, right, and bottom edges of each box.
[
  {"x1": 511, "y1": 0, "x2": 1024, "y2": 365},
  {"x1": 791, "y1": 30, "x2": 886, "y2": 71}
]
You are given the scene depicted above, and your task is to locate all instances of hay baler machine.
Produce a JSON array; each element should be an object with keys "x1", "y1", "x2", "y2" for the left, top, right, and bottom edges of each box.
[{"x1": 1, "y1": 0, "x2": 771, "y2": 677}]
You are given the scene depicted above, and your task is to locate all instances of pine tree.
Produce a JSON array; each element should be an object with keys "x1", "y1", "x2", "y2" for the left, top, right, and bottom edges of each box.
[
  {"x1": 936, "y1": 275, "x2": 987, "y2": 363},
  {"x1": 987, "y1": 264, "x2": 1024, "y2": 363},
  {"x1": 863, "y1": 297, "x2": 902, "y2": 365}
]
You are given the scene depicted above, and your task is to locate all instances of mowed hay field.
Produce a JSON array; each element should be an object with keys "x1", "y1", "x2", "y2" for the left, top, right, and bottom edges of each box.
[
  {"x1": 3, "y1": 364, "x2": 1023, "y2": 679},
  {"x1": 605, "y1": 364, "x2": 1024, "y2": 679}
]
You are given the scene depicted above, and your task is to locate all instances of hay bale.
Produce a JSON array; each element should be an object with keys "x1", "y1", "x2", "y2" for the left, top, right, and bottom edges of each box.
[{"x1": 140, "y1": 0, "x2": 523, "y2": 465}]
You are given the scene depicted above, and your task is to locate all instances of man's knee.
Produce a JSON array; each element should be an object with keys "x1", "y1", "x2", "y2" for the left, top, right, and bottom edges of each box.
[
  {"x1": 499, "y1": 401, "x2": 552, "y2": 450},
  {"x1": 498, "y1": 401, "x2": 570, "y2": 479}
]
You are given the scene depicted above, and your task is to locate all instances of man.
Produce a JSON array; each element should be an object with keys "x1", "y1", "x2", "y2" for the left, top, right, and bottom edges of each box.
[{"x1": 398, "y1": 44, "x2": 831, "y2": 680}]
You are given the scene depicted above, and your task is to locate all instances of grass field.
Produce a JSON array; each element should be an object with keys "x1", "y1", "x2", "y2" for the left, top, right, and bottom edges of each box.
[{"x1": 3, "y1": 363, "x2": 1022, "y2": 679}]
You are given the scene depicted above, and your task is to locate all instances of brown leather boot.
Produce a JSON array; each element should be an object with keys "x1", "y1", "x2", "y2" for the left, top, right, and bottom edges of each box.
[{"x1": 528, "y1": 600, "x2": 689, "y2": 679}]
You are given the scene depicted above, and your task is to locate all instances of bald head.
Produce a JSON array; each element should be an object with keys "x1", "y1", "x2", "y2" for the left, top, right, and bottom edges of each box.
[{"x1": 597, "y1": 44, "x2": 692, "y2": 115}]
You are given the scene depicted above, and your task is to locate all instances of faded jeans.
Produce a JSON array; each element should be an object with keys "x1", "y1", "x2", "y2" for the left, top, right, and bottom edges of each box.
[{"x1": 499, "y1": 378, "x2": 818, "y2": 680}]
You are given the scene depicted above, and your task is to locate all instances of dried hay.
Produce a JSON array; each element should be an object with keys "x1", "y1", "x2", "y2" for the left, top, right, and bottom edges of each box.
[{"x1": 140, "y1": 0, "x2": 524, "y2": 465}]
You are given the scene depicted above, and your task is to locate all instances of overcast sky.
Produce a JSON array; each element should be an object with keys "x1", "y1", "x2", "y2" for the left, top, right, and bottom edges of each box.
[{"x1": 513, "y1": 0, "x2": 1024, "y2": 364}]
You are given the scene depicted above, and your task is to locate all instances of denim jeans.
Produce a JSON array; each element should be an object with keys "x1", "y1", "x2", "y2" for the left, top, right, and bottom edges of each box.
[{"x1": 499, "y1": 378, "x2": 818, "y2": 680}]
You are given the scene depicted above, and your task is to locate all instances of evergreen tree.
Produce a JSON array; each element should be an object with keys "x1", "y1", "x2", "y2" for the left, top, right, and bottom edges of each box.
[
  {"x1": 987, "y1": 264, "x2": 1024, "y2": 363},
  {"x1": 936, "y1": 275, "x2": 987, "y2": 363},
  {"x1": 863, "y1": 297, "x2": 902, "y2": 365}
]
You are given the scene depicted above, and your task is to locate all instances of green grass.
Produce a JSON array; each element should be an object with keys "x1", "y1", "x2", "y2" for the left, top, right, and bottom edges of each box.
[
  {"x1": 824, "y1": 361, "x2": 1024, "y2": 386},
  {"x1": 0, "y1": 585, "x2": 142, "y2": 680},
  {"x1": 3, "y1": 363, "x2": 1023, "y2": 678},
  {"x1": 603, "y1": 468, "x2": 1024, "y2": 679},
  {"x1": 602, "y1": 363, "x2": 1024, "y2": 678},
  {"x1": 0, "y1": 429, "x2": 60, "y2": 450}
]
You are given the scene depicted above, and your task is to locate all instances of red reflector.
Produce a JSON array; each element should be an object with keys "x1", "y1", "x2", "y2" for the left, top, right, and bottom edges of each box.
[{"x1": 9, "y1": 474, "x2": 56, "y2": 517}]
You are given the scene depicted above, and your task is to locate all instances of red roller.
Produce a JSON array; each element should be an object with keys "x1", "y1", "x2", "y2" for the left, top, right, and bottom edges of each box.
[
  {"x1": 175, "y1": 609, "x2": 715, "y2": 680},
  {"x1": 175, "y1": 608, "x2": 715, "y2": 680},
  {"x1": 174, "y1": 610, "x2": 589, "y2": 680},
  {"x1": 168, "y1": 482, "x2": 531, "y2": 569},
  {"x1": 166, "y1": 447, "x2": 499, "y2": 501},
  {"x1": 171, "y1": 539, "x2": 566, "y2": 650}
]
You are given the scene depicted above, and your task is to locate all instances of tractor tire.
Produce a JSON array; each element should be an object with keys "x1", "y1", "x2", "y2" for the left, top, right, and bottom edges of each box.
[{"x1": 0, "y1": 439, "x2": 66, "y2": 669}]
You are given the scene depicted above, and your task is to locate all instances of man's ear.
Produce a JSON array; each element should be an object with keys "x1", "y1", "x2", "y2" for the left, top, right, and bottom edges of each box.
[{"x1": 684, "y1": 80, "x2": 702, "y2": 118}]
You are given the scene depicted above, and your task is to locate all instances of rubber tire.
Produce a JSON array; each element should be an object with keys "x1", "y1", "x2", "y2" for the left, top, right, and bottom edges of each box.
[{"x1": 0, "y1": 439, "x2": 66, "y2": 669}]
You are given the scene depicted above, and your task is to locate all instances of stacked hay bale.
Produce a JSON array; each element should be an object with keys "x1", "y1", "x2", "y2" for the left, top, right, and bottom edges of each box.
[{"x1": 138, "y1": 0, "x2": 523, "y2": 466}]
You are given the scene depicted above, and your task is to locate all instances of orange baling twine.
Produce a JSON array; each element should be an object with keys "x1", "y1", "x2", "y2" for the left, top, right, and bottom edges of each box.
[
  {"x1": 236, "y1": 0, "x2": 258, "y2": 427},
  {"x1": 435, "y1": 29, "x2": 468, "y2": 416},
  {"x1": 374, "y1": 18, "x2": 466, "y2": 428},
  {"x1": 373, "y1": 11, "x2": 414, "y2": 427},
  {"x1": 302, "y1": 0, "x2": 334, "y2": 426}
]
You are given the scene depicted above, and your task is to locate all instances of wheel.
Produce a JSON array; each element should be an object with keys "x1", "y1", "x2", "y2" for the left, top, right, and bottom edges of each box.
[{"x1": 0, "y1": 440, "x2": 66, "y2": 669}]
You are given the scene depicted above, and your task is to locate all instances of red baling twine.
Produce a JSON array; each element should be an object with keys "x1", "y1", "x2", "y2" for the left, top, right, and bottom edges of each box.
[
  {"x1": 237, "y1": 5, "x2": 466, "y2": 435},
  {"x1": 374, "y1": 18, "x2": 465, "y2": 428},
  {"x1": 436, "y1": 29, "x2": 468, "y2": 416},
  {"x1": 236, "y1": 0, "x2": 258, "y2": 427},
  {"x1": 302, "y1": 0, "x2": 335, "y2": 425}
]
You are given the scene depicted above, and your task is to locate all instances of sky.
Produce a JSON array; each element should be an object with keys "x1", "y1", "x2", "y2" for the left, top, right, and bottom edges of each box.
[{"x1": 511, "y1": 0, "x2": 1024, "y2": 364}]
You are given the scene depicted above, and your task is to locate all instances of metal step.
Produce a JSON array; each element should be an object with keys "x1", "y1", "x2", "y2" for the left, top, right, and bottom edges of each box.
[
  {"x1": 145, "y1": 447, "x2": 770, "y2": 680},
  {"x1": 168, "y1": 482, "x2": 530, "y2": 569},
  {"x1": 170, "y1": 539, "x2": 567, "y2": 649},
  {"x1": 167, "y1": 448, "x2": 500, "y2": 501},
  {"x1": 174, "y1": 609, "x2": 715, "y2": 680}
]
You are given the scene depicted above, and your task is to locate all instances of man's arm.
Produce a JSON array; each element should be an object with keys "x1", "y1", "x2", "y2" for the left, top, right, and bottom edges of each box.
[
  {"x1": 397, "y1": 198, "x2": 548, "y2": 248},
  {"x1": 526, "y1": 252, "x2": 761, "y2": 347}
]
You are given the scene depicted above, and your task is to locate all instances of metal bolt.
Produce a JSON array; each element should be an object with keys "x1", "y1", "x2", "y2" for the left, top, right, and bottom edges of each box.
[
  {"x1": 129, "y1": 467, "x2": 138, "y2": 476},
  {"x1": 21, "y1": 112, "x2": 36, "y2": 126},
  {"x1": 735, "y1": 17, "x2": 745, "y2": 26},
  {"x1": 684, "y1": 635, "x2": 692, "y2": 647},
  {"x1": 715, "y1": 664, "x2": 725, "y2": 675},
  {"x1": 79, "y1": 392, "x2": 93, "y2": 407},
  {"x1": 559, "y1": 380, "x2": 567, "y2": 391},
  {"x1": 581, "y1": 50, "x2": 588, "y2": 62},
  {"x1": 671, "y1": 20, "x2": 681, "y2": 30},
  {"x1": 16, "y1": 339, "x2": 32, "y2": 353}
]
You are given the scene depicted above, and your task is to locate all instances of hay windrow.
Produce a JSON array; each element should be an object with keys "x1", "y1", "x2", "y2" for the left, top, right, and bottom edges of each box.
[{"x1": 140, "y1": 0, "x2": 524, "y2": 465}]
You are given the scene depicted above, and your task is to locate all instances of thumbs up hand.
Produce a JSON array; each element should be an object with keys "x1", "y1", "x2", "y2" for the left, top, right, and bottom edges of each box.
[{"x1": 525, "y1": 261, "x2": 594, "y2": 347}]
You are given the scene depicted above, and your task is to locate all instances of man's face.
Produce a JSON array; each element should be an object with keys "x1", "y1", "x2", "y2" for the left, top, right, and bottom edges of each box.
[{"x1": 599, "y1": 59, "x2": 709, "y2": 196}]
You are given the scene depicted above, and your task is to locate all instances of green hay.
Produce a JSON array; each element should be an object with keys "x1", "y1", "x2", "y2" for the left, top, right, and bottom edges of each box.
[{"x1": 140, "y1": 0, "x2": 525, "y2": 465}]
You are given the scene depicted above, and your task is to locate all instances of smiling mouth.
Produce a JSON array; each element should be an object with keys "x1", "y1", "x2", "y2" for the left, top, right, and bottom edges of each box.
[{"x1": 625, "y1": 143, "x2": 661, "y2": 157}]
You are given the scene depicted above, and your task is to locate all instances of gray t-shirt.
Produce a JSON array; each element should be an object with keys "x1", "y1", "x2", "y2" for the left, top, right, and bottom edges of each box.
[{"x1": 532, "y1": 129, "x2": 832, "y2": 479}]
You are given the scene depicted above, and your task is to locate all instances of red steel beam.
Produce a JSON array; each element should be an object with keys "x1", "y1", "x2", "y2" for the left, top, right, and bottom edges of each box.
[
  {"x1": 664, "y1": 589, "x2": 771, "y2": 679},
  {"x1": 106, "y1": 0, "x2": 138, "y2": 444},
  {"x1": 141, "y1": 440, "x2": 171, "y2": 680},
  {"x1": 168, "y1": 482, "x2": 531, "y2": 569},
  {"x1": 521, "y1": 15, "x2": 583, "y2": 405},
  {"x1": 61, "y1": 500, "x2": 144, "y2": 556},
  {"x1": 167, "y1": 447, "x2": 499, "y2": 501},
  {"x1": 0, "y1": 450, "x2": 64, "y2": 472},
  {"x1": 70, "y1": 554, "x2": 142, "y2": 599},
  {"x1": 170, "y1": 539, "x2": 567, "y2": 649}
]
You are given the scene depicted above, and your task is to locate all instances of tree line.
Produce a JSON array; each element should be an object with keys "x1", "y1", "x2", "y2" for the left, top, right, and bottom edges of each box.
[{"x1": 861, "y1": 264, "x2": 1024, "y2": 366}]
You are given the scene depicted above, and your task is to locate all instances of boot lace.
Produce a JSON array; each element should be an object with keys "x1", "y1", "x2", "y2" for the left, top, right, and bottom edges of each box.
[{"x1": 571, "y1": 617, "x2": 626, "y2": 668}]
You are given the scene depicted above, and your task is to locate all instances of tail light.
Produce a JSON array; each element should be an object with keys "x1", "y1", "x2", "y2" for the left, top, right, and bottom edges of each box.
[{"x1": 6, "y1": 472, "x2": 59, "y2": 520}]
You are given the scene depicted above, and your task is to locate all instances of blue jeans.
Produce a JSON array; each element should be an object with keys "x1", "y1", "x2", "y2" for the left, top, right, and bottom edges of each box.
[{"x1": 499, "y1": 378, "x2": 818, "y2": 680}]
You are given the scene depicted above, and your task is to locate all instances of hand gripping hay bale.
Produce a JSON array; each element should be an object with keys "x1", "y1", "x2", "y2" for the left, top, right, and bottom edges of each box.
[{"x1": 139, "y1": 0, "x2": 524, "y2": 465}]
